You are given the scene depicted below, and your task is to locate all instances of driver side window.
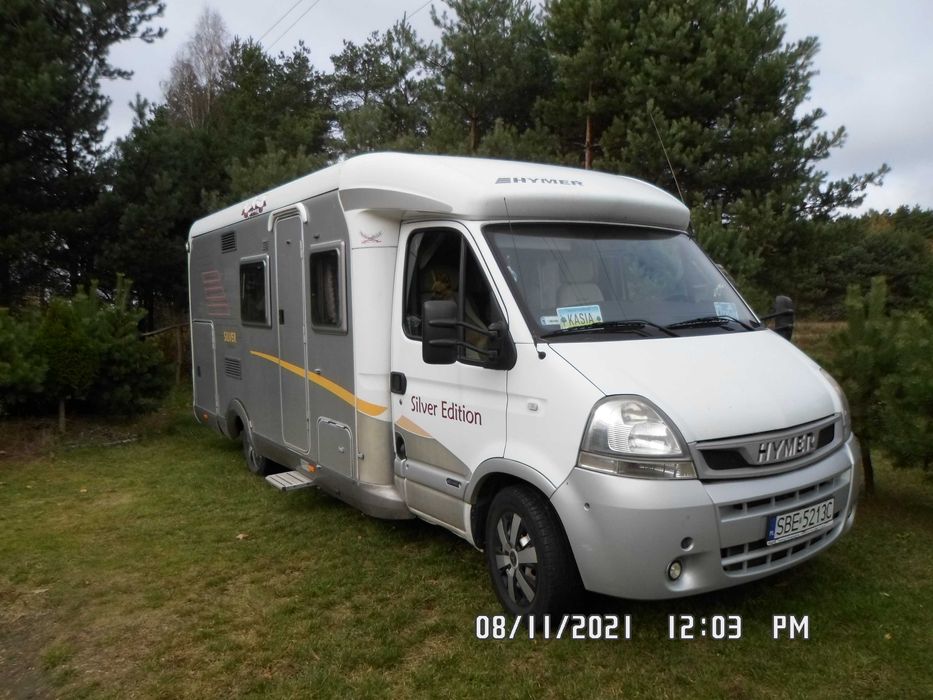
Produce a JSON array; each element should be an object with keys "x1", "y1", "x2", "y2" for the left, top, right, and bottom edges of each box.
[{"x1": 403, "y1": 228, "x2": 501, "y2": 362}]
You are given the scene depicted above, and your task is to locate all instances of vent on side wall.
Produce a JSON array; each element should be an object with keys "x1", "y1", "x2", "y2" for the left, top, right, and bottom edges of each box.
[
  {"x1": 261, "y1": 240, "x2": 269, "y2": 252},
  {"x1": 221, "y1": 231, "x2": 237, "y2": 253},
  {"x1": 224, "y1": 357, "x2": 242, "y2": 380}
]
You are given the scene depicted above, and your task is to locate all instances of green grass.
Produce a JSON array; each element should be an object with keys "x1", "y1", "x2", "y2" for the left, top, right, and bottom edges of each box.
[{"x1": 1, "y1": 390, "x2": 931, "y2": 699}]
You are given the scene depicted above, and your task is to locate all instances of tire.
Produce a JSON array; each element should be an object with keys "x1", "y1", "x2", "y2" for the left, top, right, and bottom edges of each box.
[
  {"x1": 242, "y1": 426, "x2": 273, "y2": 476},
  {"x1": 484, "y1": 485, "x2": 581, "y2": 616}
]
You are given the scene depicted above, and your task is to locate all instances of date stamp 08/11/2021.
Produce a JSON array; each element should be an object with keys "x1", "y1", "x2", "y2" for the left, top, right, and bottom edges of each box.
[{"x1": 474, "y1": 614, "x2": 811, "y2": 641}]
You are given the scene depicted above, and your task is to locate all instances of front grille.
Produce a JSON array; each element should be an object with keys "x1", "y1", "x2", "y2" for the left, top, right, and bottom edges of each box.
[
  {"x1": 702, "y1": 425, "x2": 835, "y2": 471},
  {"x1": 718, "y1": 473, "x2": 843, "y2": 522},
  {"x1": 700, "y1": 449, "x2": 747, "y2": 470},
  {"x1": 721, "y1": 524, "x2": 841, "y2": 574},
  {"x1": 715, "y1": 465, "x2": 850, "y2": 575},
  {"x1": 693, "y1": 415, "x2": 841, "y2": 479}
]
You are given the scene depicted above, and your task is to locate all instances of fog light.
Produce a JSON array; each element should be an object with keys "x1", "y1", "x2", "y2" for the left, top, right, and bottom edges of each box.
[{"x1": 668, "y1": 560, "x2": 683, "y2": 580}]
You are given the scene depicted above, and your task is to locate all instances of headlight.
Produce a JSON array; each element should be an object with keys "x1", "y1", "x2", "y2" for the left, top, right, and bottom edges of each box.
[
  {"x1": 578, "y1": 396, "x2": 696, "y2": 479},
  {"x1": 821, "y1": 369, "x2": 852, "y2": 440}
]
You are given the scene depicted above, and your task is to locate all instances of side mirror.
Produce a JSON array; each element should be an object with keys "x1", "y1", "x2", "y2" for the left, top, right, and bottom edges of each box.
[
  {"x1": 763, "y1": 295, "x2": 795, "y2": 341},
  {"x1": 422, "y1": 300, "x2": 518, "y2": 369},
  {"x1": 422, "y1": 300, "x2": 458, "y2": 364}
]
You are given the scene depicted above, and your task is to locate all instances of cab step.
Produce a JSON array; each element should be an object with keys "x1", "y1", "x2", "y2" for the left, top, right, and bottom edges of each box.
[{"x1": 265, "y1": 469, "x2": 316, "y2": 492}]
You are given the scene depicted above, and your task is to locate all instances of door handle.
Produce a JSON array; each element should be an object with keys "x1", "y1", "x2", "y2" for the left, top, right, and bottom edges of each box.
[
  {"x1": 390, "y1": 372, "x2": 407, "y2": 394},
  {"x1": 279, "y1": 309, "x2": 285, "y2": 324}
]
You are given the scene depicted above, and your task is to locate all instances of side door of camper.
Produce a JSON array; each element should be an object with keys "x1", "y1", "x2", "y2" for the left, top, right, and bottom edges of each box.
[
  {"x1": 390, "y1": 222, "x2": 509, "y2": 534},
  {"x1": 272, "y1": 210, "x2": 312, "y2": 455}
]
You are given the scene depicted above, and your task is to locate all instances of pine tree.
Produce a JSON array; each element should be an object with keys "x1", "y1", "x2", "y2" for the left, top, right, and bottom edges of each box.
[
  {"x1": 428, "y1": 0, "x2": 553, "y2": 152},
  {"x1": 879, "y1": 310, "x2": 933, "y2": 473},
  {"x1": 540, "y1": 0, "x2": 887, "y2": 297},
  {"x1": 40, "y1": 293, "x2": 102, "y2": 433},
  {"x1": 0, "y1": 0, "x2": 165, "y2": 306},
  {"x1": 829, "y1": 278, "x2": 897, "y2": 494},
  {"x1": 331, "y1": 21, "x2": 436, "y2": 153}
]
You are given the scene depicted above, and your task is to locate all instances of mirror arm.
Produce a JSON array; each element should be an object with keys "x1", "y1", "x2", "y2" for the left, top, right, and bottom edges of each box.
[
  {"x1": 427, "y1": 318, "x2": 500, "y2": 339},
  {"x1": 428, "y1": 338, "x2": 499, "y2": 360}
]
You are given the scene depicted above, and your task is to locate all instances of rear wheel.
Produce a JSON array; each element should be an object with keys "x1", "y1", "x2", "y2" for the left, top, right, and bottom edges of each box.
[
  {"x1": 242, "y1": 426, "x2": 273, "y2": 476},
  {"x1": 484, "y1": 485, "x2": 581, "y2": 616}
]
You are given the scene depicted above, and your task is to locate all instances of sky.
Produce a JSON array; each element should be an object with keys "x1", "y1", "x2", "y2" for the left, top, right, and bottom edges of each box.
[{"x1": 103, "y1": 0, "x2": 933, "y2": 214}]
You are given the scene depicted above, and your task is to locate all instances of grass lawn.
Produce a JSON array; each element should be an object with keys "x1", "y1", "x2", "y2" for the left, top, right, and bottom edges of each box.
[{"x1": 1, "y1": 388, "x2": 931, "y2": 699}]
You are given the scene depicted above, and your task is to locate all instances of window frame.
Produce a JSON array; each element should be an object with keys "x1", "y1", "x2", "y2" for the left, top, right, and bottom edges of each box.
[
  {"x1": 238, "y1": 254, "x2": 271, "y2": 327},
  {"x1": 402, "y1": 227, "x2": 462, "y2": 342},
  {"x1": 402, "y1": 226, "x2": 506, "y2": 366},
  {"x1": 308, "y1": 240, "x2": 348, "y2": 334}
]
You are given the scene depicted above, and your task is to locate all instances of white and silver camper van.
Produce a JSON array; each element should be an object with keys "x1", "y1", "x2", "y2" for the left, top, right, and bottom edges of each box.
[{"x1": 188, "y1": 153, "x2": 862, "y2": 614}]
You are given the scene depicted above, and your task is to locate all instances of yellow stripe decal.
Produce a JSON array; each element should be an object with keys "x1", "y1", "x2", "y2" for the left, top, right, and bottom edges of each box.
[{"x1": 249, "y1": 350, "x2": 387, "y2": 417}]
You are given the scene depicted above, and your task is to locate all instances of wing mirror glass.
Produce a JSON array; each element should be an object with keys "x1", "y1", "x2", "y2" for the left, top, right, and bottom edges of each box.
[{"x1": 422, "y1": 300, "x2": 458, "y2": 364}]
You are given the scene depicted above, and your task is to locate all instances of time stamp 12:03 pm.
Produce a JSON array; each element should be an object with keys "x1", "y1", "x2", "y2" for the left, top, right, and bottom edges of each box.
[{"x1": 474, "y1": 614, "x2": 811, "y2": 640}]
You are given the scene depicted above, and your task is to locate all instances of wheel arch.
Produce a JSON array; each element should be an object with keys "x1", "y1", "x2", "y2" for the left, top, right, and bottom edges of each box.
[
  {"x1": 224, "y1": 399, "x2": 249, "y2": 440},
  {"x1": 467, "y1": 458, "x2": 558, "y2": 549}
]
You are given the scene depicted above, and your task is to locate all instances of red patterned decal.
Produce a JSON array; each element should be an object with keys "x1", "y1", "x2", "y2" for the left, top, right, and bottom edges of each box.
[
  {"x1": 202, "y1": 270, "x2": 231, "y2": 317},
  {"x1": 241, "y1": 198, "x2": 267, "y2": 218}
]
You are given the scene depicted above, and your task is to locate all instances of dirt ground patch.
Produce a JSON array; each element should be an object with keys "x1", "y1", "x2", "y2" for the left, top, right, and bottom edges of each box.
[{"x1": 0, "y1": 595, "x2": 56, "y2": 700}]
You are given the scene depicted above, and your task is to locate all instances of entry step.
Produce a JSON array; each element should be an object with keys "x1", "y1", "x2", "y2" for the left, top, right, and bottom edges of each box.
[{"x1": 265, "y1": 469, "x2": 316, "y2": 492}]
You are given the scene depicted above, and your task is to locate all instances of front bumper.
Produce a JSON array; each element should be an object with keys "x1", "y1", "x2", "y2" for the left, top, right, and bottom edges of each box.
[{"x1": 550, "y1": 435, "x2": 862, "y2": 599}]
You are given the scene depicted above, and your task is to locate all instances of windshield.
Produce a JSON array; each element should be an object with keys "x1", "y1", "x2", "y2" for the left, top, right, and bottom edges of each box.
[{"x1": 484, "y1": 223, "x2": 759, "y2": 339}]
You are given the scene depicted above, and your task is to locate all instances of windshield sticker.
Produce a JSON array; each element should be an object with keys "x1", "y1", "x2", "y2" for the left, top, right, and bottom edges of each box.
[
  {"x1": 556, "y1": 305, "x2": 603, "y2": 329},
  {"x1": 539, "y1": 315, "x2": 561, "y2": 327},
  {"x1": 714, "y1": 301, "x2": 738, "y2": 318}
]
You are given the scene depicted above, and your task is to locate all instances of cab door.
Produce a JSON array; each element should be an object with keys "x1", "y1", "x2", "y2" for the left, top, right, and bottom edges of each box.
[{"x1": 390, "y1": 223, "x2": 509, "y2": 532}]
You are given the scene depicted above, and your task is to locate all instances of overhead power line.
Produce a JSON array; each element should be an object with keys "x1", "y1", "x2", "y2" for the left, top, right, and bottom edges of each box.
[
  {"x1": 262, "y1": 1, "x2": 431, "y2": 55},
  {"x1": 407, "y1": 1, "x2": 433, "y2": 20},
  {"x1": 268, "y1": 0, "x2": 325, "y2": 49},
  {"x1": 258, "y1": 0, "x2": 307, "y2": 43}
]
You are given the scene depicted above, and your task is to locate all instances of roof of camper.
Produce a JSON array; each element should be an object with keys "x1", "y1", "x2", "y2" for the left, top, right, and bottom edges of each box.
[{"x1": 188, "y1": 152, "x2": 690, "y2": 238}]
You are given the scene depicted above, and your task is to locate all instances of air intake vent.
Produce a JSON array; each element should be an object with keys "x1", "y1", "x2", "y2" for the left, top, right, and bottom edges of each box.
[
  {"x1": 261, "y1": 240, "x2": 269, "y2": 252},
  {"x1": 224, "y1": 357, "x2": 242, "y2": 380},
  {"x1": 221, "y1": 231, "x2": 237, "y2": 253}
]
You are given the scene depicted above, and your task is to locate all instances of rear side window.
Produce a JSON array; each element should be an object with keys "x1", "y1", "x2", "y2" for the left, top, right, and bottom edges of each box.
[
  {"x1": 239, "y1": 259, "x2": 268, "y2": 325},
  {"x1": 309, "y1": 247, "x2": 346, "y2": 332}
]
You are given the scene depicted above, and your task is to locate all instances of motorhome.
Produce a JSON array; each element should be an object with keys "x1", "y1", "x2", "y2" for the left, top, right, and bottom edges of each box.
[{"x1": 188, "y1": 153, "x2": 862, "y2": 614}]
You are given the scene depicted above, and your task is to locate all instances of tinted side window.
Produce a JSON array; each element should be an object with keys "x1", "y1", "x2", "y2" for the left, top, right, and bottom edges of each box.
[
  {"x1": 403, "y1": 229, "x2": 502, "y2": 363},
  {"x1": 239, "y1": 260, "x2": 267, "y2": 325},
  {"x1": 403, "y1": 229, "x2": 462, "y2": 339},
  {"x1": 310, "y1": 248, "x2": 343, "y2": 330}
]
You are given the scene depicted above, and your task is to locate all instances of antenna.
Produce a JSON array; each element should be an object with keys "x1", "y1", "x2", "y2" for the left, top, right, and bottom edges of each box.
[{"x1": 647, "y1": 106, "x2": 686, "y2": 205}]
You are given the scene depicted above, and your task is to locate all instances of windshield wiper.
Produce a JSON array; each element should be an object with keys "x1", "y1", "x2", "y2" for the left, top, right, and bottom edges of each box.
[
  {"x1": 666, "y1": 315, "x2": 758, "y2": 331},
  {"x1": 541, "y1": 319, "x2": 678, "y2": 339}
]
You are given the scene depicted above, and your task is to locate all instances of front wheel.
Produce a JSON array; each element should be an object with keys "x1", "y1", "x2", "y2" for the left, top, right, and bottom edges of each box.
[{"x1": 484, "y1": 485, "x2": 581, "y2": 616}]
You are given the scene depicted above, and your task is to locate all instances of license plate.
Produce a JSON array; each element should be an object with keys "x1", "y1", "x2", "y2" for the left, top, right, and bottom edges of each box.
[{"x1": 767, "y1": 498, "x2": 835, "y2": 546}]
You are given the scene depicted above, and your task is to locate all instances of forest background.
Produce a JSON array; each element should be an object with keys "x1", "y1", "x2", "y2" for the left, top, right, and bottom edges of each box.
[{"x1": 0, "y1": 0, "x2": 930, "y2": 474}]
